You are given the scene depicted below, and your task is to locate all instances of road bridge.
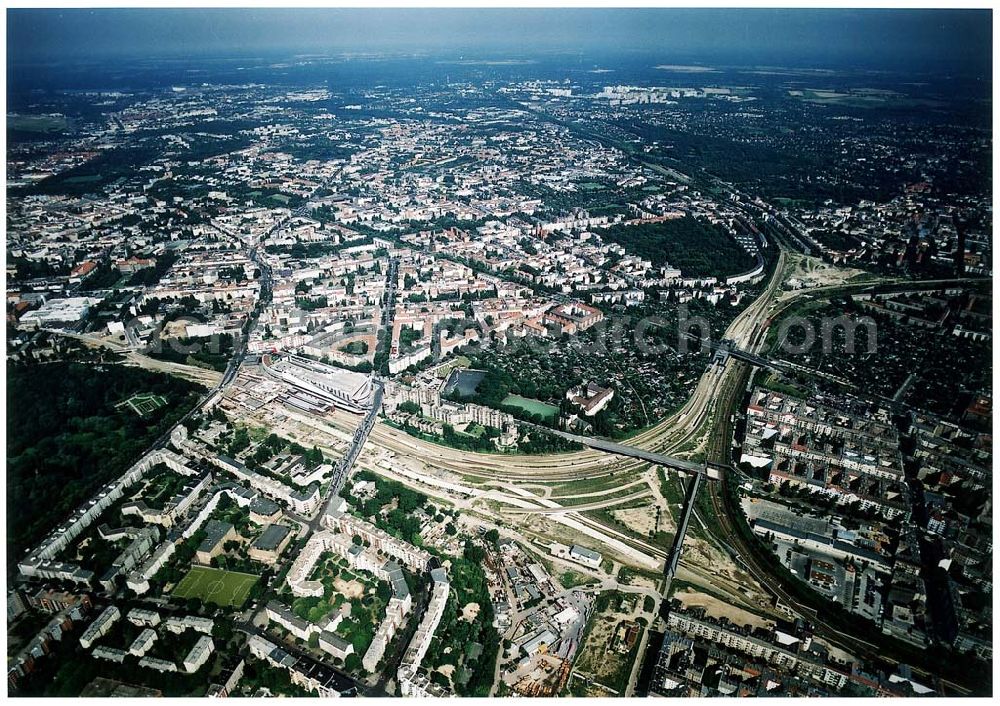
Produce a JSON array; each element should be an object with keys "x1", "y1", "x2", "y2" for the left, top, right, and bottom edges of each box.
[
  {"x1": 311, "y1": 383, "x2": 384, "y2": 530},
  {"x1": 725, "y1": 345, "x2": 778, "y2": 370},
  {"x1": 663, "y1": 472, "x2": 703, "y2": 594},
  {"x1": 536, "y1": 427, "x2": 721, "y2": 481}
]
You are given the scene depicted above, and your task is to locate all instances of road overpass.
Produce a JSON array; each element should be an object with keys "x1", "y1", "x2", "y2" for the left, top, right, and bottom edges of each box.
[
  {"x1": 536, "y1": 426, "x2": 722, "y2": 481},
  {"x1": 664, "y1": 472, "x2": 703, "y2": 594},
  {"x1": 310, "y1": 382, "x2": 384, "y2": 531},
  {"x1": 724, "y1": 345, "x2": 778, "y2": 370}
]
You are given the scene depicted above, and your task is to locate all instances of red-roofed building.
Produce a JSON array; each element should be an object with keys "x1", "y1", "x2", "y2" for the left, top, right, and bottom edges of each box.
[
  {"x1": 69, "y1": 260, "x2": 98, "y2": 282},
  {"x1": 115, "y1": 257, "x2": 156, "y2": 274}
]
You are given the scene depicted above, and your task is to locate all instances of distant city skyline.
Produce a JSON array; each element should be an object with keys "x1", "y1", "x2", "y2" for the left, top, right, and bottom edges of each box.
[{"x1": 7, "y1": 8, "x2": 992, "y2": 77}]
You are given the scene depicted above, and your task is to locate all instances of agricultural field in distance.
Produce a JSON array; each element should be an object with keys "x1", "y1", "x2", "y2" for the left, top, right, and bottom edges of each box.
[{"x1": 8, "y1": 113, "x2": 68, "y2": 133}]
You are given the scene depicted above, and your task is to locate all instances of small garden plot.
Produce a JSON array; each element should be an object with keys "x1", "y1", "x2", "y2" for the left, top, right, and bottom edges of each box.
[{"x1": 115, "y1": 392, "x2": 168, "y2": 417}]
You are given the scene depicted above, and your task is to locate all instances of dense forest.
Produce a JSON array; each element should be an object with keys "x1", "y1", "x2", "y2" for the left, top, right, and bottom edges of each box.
[
  {"x1": 128, "y1": 251, "x2": 178, "y2": 286},
  {"x1": 20, "y1": 142, "x2": 162, "y2": 196},
  {"x1": 147, "y1": 332, "x2": 236, "y2": 372},
  {"x1": 345, "y1": 469, "x2": 427, "y2": 546},
  {"x1": 265, "y1": 238, "x2": 373, "y2": 259},
  {"x1": 596, "y1": 216, "x2": 756, "y2": 277},
  {"x1": 619, "y1": 118, "x2": 914, "y2": 205},
  {"x1": 7, "y1": 362, "x2": 202, "y2": 561}
]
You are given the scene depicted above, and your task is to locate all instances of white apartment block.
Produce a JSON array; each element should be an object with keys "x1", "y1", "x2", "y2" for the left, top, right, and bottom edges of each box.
[
  {"x1": 323, "y1": 508, "x2": 431, "y2": 572},
  {"x1": 79, "y1": 605, "x2": 121, "y2": 649},
  {"x1": 183, "y1": 635, "x2": 215, "y2": 673},
  {"x1": 127, "y1": 608, "x2": 161, "y2": 627},
  {"x1": 398, "y1": 568, "x2": 450, "y2": 690}
]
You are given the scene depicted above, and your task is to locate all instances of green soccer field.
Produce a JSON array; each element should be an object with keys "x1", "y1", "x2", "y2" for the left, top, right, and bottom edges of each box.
[{"x1": 171, "y1": 565, "x2": 259, "y2": 608}]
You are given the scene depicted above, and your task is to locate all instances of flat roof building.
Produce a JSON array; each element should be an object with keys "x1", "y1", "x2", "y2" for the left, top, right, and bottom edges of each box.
[
  {"x1": 249, "y1": 524, "x2": 292, "y2": 563},
  {"x1": 127, "y1": 608, "x2": 161, "y2": 628},
  {"x1": 250, "y1": 497, "x2": 282, "y2": 525},
  {"x1": 129, "y1": 628, "x2": 157, "y2": 657},
  {"x1": 80, "y1": 605, "x2": 120, "y2": 649},
  {"x1": 569, "y1": 544, "x2": 602, "y2": 568},
  {"x1": 196, "y1": 520, "x2": 237, "y2": 564}
]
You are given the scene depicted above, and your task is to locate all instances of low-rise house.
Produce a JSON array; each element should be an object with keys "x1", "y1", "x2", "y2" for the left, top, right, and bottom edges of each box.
[{"x1": 569, "y1": 545, "x2": 602, "y2": 569}]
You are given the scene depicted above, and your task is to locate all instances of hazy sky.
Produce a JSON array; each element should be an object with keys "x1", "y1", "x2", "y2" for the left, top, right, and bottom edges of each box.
[{"x1": 7, "y1": 8, "x2": 992, "y2": 76}]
